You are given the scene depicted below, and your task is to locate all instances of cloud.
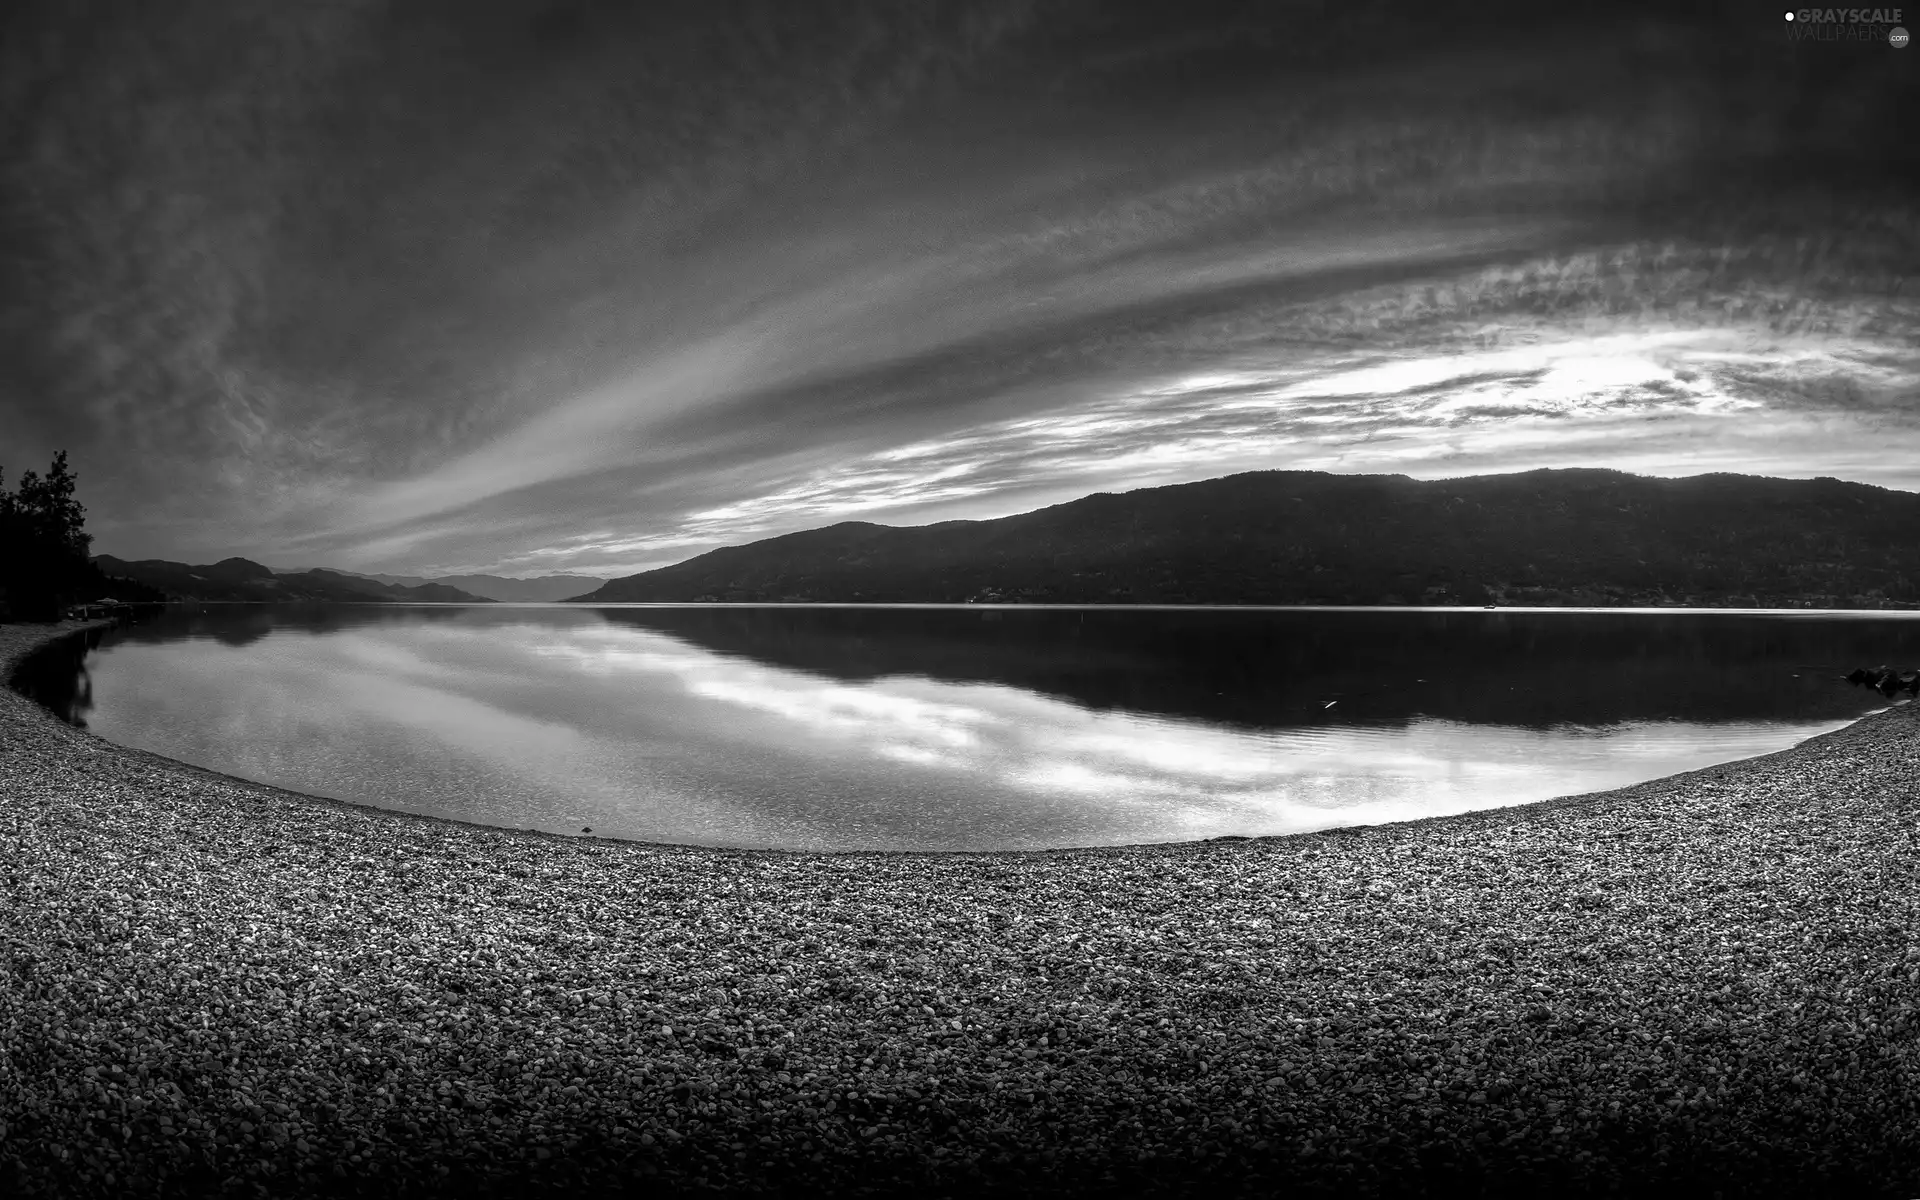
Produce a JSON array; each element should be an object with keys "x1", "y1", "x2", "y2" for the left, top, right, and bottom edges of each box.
[
  {"x1": 4, "y1": 2, "x2": 1914, "y2": 573},
  {"x1": 452, "y1": 299, "x2": 1919, "y2": 576}
]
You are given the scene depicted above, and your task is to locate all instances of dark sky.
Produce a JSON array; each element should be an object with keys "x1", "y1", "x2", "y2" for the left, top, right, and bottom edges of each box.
[{"x1": 2, "y1": 0, "x2": 1914, "y2": 577}]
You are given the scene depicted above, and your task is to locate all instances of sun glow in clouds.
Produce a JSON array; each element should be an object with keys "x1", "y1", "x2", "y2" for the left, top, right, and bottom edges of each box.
[{"x1": 596, "y1": 326, "x2": 1865, "y2": 566}]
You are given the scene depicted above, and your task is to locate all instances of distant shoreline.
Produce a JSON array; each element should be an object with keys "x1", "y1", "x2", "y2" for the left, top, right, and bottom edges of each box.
[
  {"x1": 115, "y1": 598, "x2": 1920, "y2": 612},
  {"x1": 4, "y1": 618, "x2": 1917, "y2": 1196}
]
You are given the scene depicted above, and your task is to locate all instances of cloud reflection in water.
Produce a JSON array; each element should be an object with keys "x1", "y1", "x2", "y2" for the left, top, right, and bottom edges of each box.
[{"x1": 80, "y1": 614, "x2": 1865, "y2": 852}]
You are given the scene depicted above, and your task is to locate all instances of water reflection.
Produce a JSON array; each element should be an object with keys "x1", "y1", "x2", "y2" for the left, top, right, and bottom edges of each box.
[
  {"x1": 10, "y1": 623, "x2": 105, "y2": 727},
  {"x1": 17, "y1": 605, "x2": 1919, "y2": 851},
  {"x1": 594, "y1": 605, "x2": 1920, "y2": 729}
]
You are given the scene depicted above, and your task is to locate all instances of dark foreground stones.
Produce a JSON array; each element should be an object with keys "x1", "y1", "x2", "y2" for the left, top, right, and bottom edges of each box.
[
  {"x1": 1846, "y1": 665, "x2": 1920, "y2": 696},
  {"x1": 3, "y1": 621, "x2": 1919, "y2": 1197}
]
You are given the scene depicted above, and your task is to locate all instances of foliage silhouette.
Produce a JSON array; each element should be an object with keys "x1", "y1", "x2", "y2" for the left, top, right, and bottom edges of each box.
[{"x1": 0, "y1": 452, "x2": 162, "y2": 620}]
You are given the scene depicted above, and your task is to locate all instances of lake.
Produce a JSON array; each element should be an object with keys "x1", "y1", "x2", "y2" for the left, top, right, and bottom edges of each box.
[{"x1": 15, "y1": 604, "x2": 1920, "y2": 851}]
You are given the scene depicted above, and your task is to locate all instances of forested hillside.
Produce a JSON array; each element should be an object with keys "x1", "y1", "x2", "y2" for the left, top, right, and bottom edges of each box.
[{"x1": 570, "y1": 469, "x2": 1920, "y2": 608}]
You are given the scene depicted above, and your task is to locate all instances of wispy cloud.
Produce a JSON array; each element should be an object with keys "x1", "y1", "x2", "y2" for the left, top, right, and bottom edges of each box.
[
  {"x1": 474, "y1": 309, "x2": 1920, "y2": 576},
  {"x1": 4, "y1": 3, "x2": 1914, "y2": 573}
]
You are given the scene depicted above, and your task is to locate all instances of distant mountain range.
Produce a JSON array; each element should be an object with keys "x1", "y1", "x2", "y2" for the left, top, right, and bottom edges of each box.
[
  {"x1": 565, "y1": 468, "x2": 1920, "y2": 609},
  {"x1": 90, "y1": 558, "x2": 607, "y2": 603},
  {"x1": 91, "y1": 556, "x2": 496, "y2": 604},
  {"x1": 317, "y1": 570, "x2": 608, "y2": 602}
]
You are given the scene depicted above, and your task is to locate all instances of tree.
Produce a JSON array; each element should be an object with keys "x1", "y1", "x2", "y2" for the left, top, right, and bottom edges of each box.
[
  {"x1": 0, "y1": 452, "x2": 103, "y2": 621},
  {"x1": 12, "y1": 452, "x2": 91, "y2": 559}
]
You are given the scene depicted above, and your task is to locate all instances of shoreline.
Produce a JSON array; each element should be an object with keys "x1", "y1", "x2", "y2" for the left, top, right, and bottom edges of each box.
[
  {"x1": 4, "y1": 619, "x2": 1918, "y2": 1195},
  {"x1": 111, "y1": 598, "x2": 1920, "y2": 611}
]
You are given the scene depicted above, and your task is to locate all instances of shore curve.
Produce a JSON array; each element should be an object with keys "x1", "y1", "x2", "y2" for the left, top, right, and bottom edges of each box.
[{"x1": 4, "y1": 619, "x2": 1917, "y2": 1196}]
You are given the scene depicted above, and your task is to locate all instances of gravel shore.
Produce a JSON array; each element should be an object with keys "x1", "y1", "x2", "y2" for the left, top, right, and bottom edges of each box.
[{"x1": 4, "y1": 619, "x2": 1918, "y2": 1197}]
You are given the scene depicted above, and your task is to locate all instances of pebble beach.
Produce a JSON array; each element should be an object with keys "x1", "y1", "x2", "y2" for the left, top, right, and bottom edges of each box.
[{"x1": 3, "y1": 619, "x2": 1918, "y2": 1197}]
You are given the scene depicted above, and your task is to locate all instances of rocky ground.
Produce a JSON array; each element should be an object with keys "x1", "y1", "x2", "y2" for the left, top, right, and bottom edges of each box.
[{"x1": 3, "y1": 619, "x2": 1918, "y2": 1197}]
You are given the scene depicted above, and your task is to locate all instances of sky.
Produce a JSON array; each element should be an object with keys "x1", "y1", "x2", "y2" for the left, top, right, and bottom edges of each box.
[{"x1": 1, "y1": 0, "x2": 1915, "y2": 579}]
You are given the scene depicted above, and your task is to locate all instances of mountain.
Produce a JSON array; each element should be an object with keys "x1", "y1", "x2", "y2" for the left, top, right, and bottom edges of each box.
[
  {"x1": 201, "y1": 557, "x2": 276, "y2": 583},
  {"x1": 440, "y1": 574, "x2": 607, "y2": 601},
  {"x1": 316, "y1": 570, "x2": 429, "y2": 587},
  {"x1": 399, "y1": 573, "x2": 606, "y2": 602},
  {"x1": 301, "y1": 569, "x2": 604, "y2": 602},
  {"x1": 293, "y1": 568, "x2": 499, "y2": 604},
  {"x1": 92, "y1": 557, "x2": 496, "y2": 604},
  {"x1": 565, "y1": 469, "x2": 1920, "y2": 609}
]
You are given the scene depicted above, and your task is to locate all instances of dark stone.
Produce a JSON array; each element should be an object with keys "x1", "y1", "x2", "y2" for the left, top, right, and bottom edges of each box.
[{"x1": 1846, "y1": 665, "x2": 1917, "y2": 695}]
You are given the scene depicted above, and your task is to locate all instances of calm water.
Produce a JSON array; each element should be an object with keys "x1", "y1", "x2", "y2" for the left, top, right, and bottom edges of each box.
[{"x1": 16, "y1": 604, "x2": 1920, "y2": 851}]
